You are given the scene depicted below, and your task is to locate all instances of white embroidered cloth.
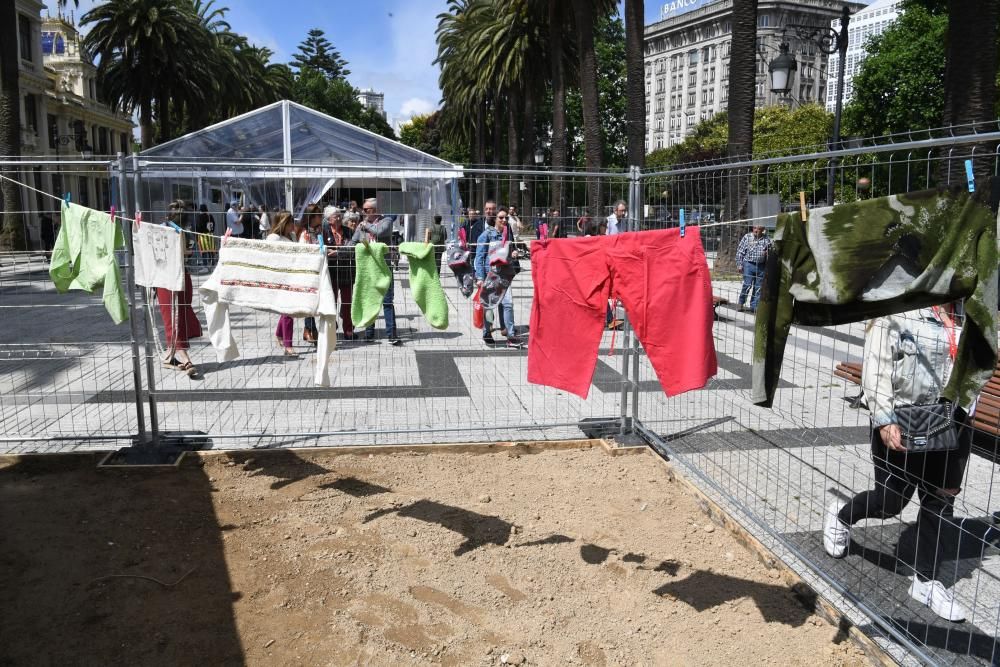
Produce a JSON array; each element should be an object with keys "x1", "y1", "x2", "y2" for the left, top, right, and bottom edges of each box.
[
  {"x1": 200, "y1": 237, "x2": 339, "y2": 386},
  {"x1": 134, "y1": 223, "x2": 184, "y2": 291}
]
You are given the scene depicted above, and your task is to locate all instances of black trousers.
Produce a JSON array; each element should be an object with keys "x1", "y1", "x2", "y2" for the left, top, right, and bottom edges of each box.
[{"x1": 838, "y1": 421, "x2": 970, "y2": 581}]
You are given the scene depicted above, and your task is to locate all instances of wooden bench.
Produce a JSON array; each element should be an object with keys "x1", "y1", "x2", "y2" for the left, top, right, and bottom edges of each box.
[{"x1": 835, "y1": 360, "x2": 1000, "y2": 458}]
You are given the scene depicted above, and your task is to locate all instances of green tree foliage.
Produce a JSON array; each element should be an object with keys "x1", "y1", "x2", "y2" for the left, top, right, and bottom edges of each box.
[
  {"x1": 290, "y1": 29, "x2": 350, "y2": 80},
  {"x1": 290, "y1": 71, "x2": 396, "y2": 140},
  {"x1": 398, "y1": 111, "x2": 469, "y2": 163},
  {"x1": 647, "y1": 105, "x2": 834, "y2": 206},
  {"x1": 842, "y1": 5, "x2": 947, "y2": 138}
]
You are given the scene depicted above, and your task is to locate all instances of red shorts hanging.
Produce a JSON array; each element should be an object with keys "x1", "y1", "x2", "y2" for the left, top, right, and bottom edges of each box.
[{"x1": 527, "y1": 227, "x2": 717, "y2": 399}]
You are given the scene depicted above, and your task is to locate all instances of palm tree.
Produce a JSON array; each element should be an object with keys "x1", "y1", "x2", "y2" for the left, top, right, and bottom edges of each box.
[
  {"x1": 435, "y1": 0, "x2": 490, "y2": 202},
  {"x1": 82, "y1": 0, "x2": 209, "y2": 148},
  {"x1": 719, "y1": 0, "x2": 758, "y2": 272},
  {"x1": 548, "y1": 0, "x2": 568, "y2": 210},
  {"x1": 572, "y1": 0, "x2": 603, "y2": 213},
  {"x1": 624, "y1": 0, "x2": 645, "y2": 170},
  {"x1": 570, "y1": 0, "x2": 616, "y2": 215},
  {"x1": 458, "y1": 0, "x2": 548, "y2": 206}
]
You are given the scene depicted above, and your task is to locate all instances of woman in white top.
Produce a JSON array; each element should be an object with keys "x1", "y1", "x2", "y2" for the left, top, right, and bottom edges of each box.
[
  {"x1": 268, "y1": 211, "x2": 298, "y2": 356},
  {"x1": 824, "y1": 305, "x2": 973, "y2": 621}
]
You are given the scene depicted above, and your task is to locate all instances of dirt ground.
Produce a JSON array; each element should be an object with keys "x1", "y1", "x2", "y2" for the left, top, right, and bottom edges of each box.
[{"x1": 0, "y1": 442, "x2": 872, "y2": 666}]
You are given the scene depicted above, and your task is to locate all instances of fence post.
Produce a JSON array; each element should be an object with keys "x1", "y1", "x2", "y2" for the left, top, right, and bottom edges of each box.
[
  {"x1": 132, "y1": 153, "x2": 160, "y2": 443},
  {"x1": 618, "y1": 165, "x2": 644, "y2": 436},
  {"x1": 116, "y1": 153, "x2": 148, "y2": 443}
]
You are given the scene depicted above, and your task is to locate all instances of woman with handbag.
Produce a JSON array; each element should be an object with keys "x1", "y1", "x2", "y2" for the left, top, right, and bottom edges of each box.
[
  {"x1": 474, "y1": 209, "x2": 520, "y2": 348},
  {"x1": 824, "y1": 305, "x2": 972, "y2": 621}
]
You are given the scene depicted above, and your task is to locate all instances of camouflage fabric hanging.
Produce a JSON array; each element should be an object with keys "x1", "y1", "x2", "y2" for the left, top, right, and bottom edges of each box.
[{"x1": 753, "y1": 184, "x2": 999, "y2": 409}]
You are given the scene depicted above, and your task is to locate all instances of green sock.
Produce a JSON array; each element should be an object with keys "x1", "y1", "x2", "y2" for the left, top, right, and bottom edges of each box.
[
  {"x1": 351, "y1": 242, "x2": 391, "y2": 328},
  {"x1": 399, "y1": 242, "x2": 449, "y2": 330}
]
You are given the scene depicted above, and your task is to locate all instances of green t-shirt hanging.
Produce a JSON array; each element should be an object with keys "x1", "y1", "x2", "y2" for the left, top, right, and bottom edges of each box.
[{"x1": 49, "y1": 201, "x2": 129, "y2": 324}]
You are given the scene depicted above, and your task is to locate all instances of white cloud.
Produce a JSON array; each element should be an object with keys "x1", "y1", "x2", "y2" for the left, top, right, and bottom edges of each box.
[{"x1": 399, "y1": 97, "x2": 436, "y2": 118}]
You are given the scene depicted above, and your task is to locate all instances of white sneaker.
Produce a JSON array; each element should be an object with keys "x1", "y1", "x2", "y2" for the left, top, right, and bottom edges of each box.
[
  {"x1": 823, "y1": 502, "x2": 851, "y2": 558},
  {"x1": 908, "y1": 577, "x2": 967, "y2": 622}
]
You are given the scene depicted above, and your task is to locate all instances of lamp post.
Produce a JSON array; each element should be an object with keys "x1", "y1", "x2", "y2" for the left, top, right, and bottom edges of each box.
[
  {"x1": 767, "y1": 41, "x2": 797, "y2": 98},
  {"x1": 533, "y1": 148, "x2": 545, "y2": 220},
  {"x1": 787, "y1": 4, "x2": 852, "y2": 205}
]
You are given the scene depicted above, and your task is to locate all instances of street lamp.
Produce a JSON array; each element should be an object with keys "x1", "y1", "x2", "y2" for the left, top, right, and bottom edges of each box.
[
  {"x1": 534, "y1": 148, "x2": 544, "y2": 165},
  {"x1": 788, "y1": 4, "x2": 852, "y2": 205},
  {"x1": 768, "y1": 42, "x2": 797, "y2": 96}
]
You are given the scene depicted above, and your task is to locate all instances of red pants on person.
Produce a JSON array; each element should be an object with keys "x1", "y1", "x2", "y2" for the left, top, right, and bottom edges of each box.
[
  {"x1": 527, "y1": 227, "x2": 717, "y2": 399},
  {"x1": 156, "y1": 272, "x2": 203, "y2": 350}
]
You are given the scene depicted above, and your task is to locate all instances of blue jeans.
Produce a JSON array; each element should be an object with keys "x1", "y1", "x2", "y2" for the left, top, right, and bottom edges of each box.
[
  {"x1": 739, "y1": 261, "x2": 766, "y2": 310},
  {"x1": 365, "y1": 278, "x2": 396, "y2": 338}
]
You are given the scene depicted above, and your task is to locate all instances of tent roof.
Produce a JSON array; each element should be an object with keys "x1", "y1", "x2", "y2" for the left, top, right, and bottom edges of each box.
[{"x1": 139, "y1": 100, "x2": 455, "y2": 169}]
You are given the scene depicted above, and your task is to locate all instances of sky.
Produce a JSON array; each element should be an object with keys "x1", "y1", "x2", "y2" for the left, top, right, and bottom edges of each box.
[{"x1": 55, "y1": 0, "x2": 871, "y2": 131}]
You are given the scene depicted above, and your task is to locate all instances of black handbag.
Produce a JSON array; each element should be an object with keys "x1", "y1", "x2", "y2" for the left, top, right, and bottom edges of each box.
[{"x1": 894, "y1": 401, "x2": 959, "y2": 452}]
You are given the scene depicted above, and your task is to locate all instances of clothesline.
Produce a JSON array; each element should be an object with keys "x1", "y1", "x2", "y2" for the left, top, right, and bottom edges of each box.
[{"x1": 0, "y1": 172, "x2": 785, "y2": 243}]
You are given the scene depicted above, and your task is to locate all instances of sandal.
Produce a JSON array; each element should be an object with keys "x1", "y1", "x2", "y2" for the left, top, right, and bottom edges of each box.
[
  {"x1": 177, "y1": 361, "x2": 200, "y2": 378},
  {"x1": 283, "y1": 347, "x2": 298, "y2": 357},
  {"x1": 163, "y1": 357, "x2": 183, "y2": 371}
]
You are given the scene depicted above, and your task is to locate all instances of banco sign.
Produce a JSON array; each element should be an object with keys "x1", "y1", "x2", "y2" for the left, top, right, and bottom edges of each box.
[{"x1": 659, "y1": 0, "x2": 713, "y2": 21}]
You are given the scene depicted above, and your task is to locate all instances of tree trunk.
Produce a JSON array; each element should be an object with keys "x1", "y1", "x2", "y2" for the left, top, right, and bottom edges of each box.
[
  {"x1": 521, "y1": 87, "x2": 536, "y2": 220},
  {"x1": 625, "y1": 0, "x2": 645, "y2": 169},
  {"x1": 156, "y1": 91, "x2": 171, "y2": 145},
  {"x1": 140, "y1": 103, "x2": 154, "y2": 150},
  {"x1": 719, "y1": 0, "x2": 758, "y2": 274},
  {"x1": 474, "y1": 103, "x2": 485, "y2": 206},
  {"x1": 941, "y1": 0, "x2": 999, "y2": 184},
  {"x1": 491, "y1": 96, "x2": 502, "y2": 203},
  {"x1": 572, "y1": 0, "x2": 604, "y2": 216},
  {"x1": 549, "y1": 0, "x2": 567, "y2": 212},
  {"x1": 507, "y1": 96, "x2": 520, "y2": 208},
  {"x1": 0, "y1": 0, "x2": 26, "y2": 250}
]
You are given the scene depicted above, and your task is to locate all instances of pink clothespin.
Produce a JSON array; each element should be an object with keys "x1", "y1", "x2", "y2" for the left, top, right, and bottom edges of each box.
[
  {"x1": 109, "y1": 205, "x2": 116, "y2": 221},
  {"x1": 223, "y1": 227, "x2": 233, "y2": 245},
  {"x1": 133, "y1": 210, "x2": 142, "y2": 232}
]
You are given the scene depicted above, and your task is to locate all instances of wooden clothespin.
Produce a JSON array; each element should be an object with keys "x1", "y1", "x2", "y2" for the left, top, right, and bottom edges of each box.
[
  {"x1": 965, "y1": 160, "x2": 976, "y2": 193},
  {"x1": 679, "y1": 208, "x2": 685, "y2": 237},
  {"x1": 424, "y1": 227, "x2": 432, "y2": 245},
  {"x1": 799, "y1": 191, "x2": 807, "y2": 223}
]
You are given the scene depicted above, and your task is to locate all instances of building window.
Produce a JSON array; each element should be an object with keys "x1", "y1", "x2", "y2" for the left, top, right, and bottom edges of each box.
[
  {"x1": 758, "y1": 14, "x2": 769, "y2": 27},
  {"x1": 99, "y1": 128, "x2": 109, "y2": 155},
  {"x1": 24, "y1": 95, "x2": 38, "y2": 133},
  {"x1": 687, "y1": 91, "x2": 695, "y2": 107},
  {"x1": 18, "y1": 14, "x2": 33, "y2": 62},
  {"x1": 688, "y1": 72, "x2": 696, "y2": 86},
  {"x1": 688, "y1": 50, "x2": 698, "y2": 66}
]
